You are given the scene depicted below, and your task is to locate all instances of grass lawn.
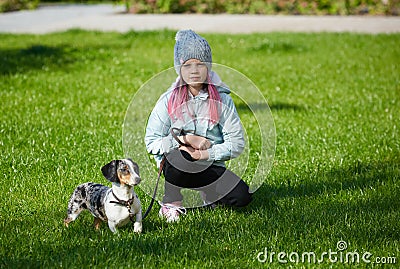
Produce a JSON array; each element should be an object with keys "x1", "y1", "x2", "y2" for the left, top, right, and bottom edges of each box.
[{"x1": 0, "y1": 30, "x2": 399, "y2": 268}]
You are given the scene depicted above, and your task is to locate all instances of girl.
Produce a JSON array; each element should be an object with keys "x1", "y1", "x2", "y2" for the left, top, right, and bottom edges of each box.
[{"x1": 145, "y1": 30, "x2": 252, "y2": 222}]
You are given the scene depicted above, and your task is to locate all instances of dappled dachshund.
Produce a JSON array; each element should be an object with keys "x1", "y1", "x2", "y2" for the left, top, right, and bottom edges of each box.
[{"x1": 64, "y1": 159, "x2": 142, "y2": 233}]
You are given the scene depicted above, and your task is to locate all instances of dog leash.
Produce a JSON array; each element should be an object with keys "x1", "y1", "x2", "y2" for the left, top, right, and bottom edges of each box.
[
  {"x1": 142, "y1": 157, "x2": 165, "y2": 220},
  {"x1": 170, "y1": 127, "x2": 195, "y2": 147}
]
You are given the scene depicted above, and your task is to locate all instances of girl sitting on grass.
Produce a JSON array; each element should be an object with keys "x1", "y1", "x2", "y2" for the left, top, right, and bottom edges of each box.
[{"x1": 145, "y1": 30, "x2": 252, "y2": 222}]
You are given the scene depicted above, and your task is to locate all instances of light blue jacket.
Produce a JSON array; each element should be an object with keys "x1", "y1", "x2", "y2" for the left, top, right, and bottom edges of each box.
[{"x1": 145, "y1": 71, "x2": 245, "y2": 168}]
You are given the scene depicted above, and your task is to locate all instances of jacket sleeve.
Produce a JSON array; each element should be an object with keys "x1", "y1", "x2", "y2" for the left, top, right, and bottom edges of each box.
[
  {"x1": 207, "y1": 94, "x2": 245, "y2": 162},
  {"x1": 145, "y1": 94, "x2": 179, "y2": 156}
]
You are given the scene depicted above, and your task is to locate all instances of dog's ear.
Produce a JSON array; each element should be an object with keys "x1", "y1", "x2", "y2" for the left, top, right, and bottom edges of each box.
[{"x1": 101, "y1": 160, "x2": 121, "y2": 183}]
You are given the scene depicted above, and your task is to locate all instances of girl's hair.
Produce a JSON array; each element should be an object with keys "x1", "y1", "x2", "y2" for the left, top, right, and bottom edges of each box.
[{"x1": 168, "y1": 73, "x2": 221, "y2": 124}]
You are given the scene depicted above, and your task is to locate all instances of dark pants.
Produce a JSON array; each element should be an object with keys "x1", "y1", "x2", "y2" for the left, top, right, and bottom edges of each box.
[{"x1": 162, "y1": 150, "x2": 252, "y2": 207}]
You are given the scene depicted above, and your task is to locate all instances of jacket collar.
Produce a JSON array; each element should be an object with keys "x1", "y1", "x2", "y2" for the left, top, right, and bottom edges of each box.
[{"x1": 189, "y1": 89, "x2": 208, "y2": 100}]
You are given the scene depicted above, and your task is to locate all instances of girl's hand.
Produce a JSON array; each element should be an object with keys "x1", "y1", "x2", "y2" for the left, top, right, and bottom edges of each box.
[
  {"x1": 182, "y1": 135, "x2": 211, "y2": 150},
  {"x1": 179, "y1": 146, "x2": 209, "y2": 160}
]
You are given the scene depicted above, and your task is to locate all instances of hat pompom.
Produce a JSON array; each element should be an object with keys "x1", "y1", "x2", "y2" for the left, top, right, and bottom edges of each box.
[{"x1": 175, "y1": 30, "x2": 189, "y2": 41}]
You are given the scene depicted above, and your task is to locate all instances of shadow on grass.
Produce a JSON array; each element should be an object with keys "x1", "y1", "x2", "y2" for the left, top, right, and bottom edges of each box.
[
  {"x1": 248, "y1": 39, "x2": 308, "y2": 54},
  {"x1": 236, "y1": 102, "x2": 306, "y2": 113},
  {"x1": 0, "y1": 44, "x2": 76, "y2": 75},
  {"x1": 266, "y1": 159, "x2": 399, "y2": 199},
  {"x1": 269, "y1": 102, "x2": 306, "y2": 112},
  {"x1": 252, "y1": 158, "x2": 399, "y2": 207}
]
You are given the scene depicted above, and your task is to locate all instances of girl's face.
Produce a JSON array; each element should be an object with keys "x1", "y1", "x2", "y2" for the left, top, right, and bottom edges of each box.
[{"x1": 180, "y1": 58, "x2": 208, "y2": 90}]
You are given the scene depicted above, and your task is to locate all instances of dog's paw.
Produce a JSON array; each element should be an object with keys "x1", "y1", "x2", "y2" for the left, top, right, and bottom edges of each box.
[
  {"x1": 64, "y1": 217, "x2": 72, "y2": 227},
  {"x1": 134, "y1": 222, "x2": 142, "y2": 233}
]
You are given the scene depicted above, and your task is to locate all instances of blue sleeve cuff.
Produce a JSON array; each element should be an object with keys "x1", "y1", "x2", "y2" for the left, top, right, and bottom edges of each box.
[
  {"x1": 207, "y1": 147, "x2": 215, "y2": 162},
  {"x1": 162, "y1": 134, "x2": 180, "y2": 153}
]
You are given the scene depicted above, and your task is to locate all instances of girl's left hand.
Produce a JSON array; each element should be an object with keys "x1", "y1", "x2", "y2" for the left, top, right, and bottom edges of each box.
[{"x1": 182, "y1": 135, "x2": 211, "y2": 150}]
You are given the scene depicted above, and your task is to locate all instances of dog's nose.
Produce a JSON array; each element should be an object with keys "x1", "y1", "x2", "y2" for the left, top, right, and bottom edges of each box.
[{"x1": 134, "y1": 177, "x2": 141, "y2": 185}]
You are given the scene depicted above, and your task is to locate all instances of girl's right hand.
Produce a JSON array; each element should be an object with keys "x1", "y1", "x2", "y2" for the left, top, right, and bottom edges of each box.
[{"x1": 179, "y1": 146, "x2": 209, "y2": 161}]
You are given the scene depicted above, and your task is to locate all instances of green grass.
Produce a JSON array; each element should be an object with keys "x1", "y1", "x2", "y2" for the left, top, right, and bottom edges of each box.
[{"x1": 0, "y1": 30, "x2": 399, "y2": 268}]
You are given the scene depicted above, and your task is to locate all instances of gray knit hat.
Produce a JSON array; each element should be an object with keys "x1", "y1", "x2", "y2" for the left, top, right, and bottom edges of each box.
[{"x1": 174, "y1": 30, "x2": 212, "y2": 74}]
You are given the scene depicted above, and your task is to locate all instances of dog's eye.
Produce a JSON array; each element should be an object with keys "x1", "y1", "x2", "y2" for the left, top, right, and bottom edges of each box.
[{"x1": 119, "y1": 168, "x2": 129, "y2": 173}]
